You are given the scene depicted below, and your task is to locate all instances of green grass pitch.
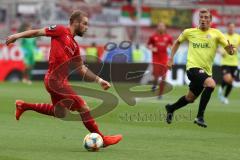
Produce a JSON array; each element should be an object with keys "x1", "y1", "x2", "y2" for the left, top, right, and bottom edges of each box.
[{"x1": 0, "y1": 82, "x2": 240, "y2": 160}]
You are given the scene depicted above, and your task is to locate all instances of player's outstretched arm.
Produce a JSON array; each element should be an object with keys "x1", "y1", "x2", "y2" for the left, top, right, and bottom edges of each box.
[
  {"x1": 95, "y1": 76, "x2": 111, "y2": 90},
  {"x1": 81, "y1": 65, "x2": 111, "y2": 90},
  {"x1": 74, "y1": 60, "x2": 111, "y2": 90},
  {"x1": 5, "y1": 28, "x2": 46, "y2": 45},
  {"x1": 167, "y1": 40, "x2": 180, "y2": 69}
]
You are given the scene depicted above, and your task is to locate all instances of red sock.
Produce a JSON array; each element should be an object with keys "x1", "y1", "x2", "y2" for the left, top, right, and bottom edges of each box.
[
  {"x1": 80, "y1": 111, "x2": 104, "y2": 137},
  {"x1": 22, "y1": 102, "x2": 55, "y2": 116}
]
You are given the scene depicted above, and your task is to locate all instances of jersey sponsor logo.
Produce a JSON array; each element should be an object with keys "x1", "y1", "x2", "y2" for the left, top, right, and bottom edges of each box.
[
  {"x1": 65, "y1": 46, "x2": 76, "y2": 56},
  {"x1": 73, "y1": 42, "x2": 78, "y2": 48},
  {"x1": 157, "y1": 42, "x2": 166, "y2": 46},
  {"x1": 193, "y1": 43, "x2": 210, "y2": 48},
  {"x1": 48, "y1": 25, "x2": 57, "y2": 30}
]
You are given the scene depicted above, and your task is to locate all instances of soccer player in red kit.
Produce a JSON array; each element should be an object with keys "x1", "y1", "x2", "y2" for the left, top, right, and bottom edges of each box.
[
  {"x1": 6, "y1": 10, "x2": 122, "y2": 147},
  {"x1": 147, "y1": 22, "x2": 173, "y2": 98}
]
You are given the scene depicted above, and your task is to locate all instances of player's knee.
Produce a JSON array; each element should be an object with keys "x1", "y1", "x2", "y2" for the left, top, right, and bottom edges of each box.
[
  {"x1": 186, "y1": 98, "x2": 195, "y2": 103},
  {"x1": 227, "y1": 80, "x2": 233, "y2": 85},
  {"x1": 224, "y1": 77, "x2": 233, "y2": 84},
  {"x1": 188, "y1": 99, "x2": 195, "y2": 103},
  {"x1": 205, "y1": 83, "x2": 216, "y2": 89},
  {"x1": 223, "y1": 73, "x2": 232, "y2": 81},
  {"x1": 204, "y1": 79, "x2": 216, "y2": 88},
  {"x1": 185, "y1": 95, "x2": 195, "y2": 103},
  {"x1": 54, "y1": 106, "x2": 67, "y2": 118}
]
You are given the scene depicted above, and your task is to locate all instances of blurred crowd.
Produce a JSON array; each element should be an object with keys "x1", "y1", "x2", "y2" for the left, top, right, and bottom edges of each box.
[{"x1": 1, "y1": 0, "x2": 240, "y2": 64}]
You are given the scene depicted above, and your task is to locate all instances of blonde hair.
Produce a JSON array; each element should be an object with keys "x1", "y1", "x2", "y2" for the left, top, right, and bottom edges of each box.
[
  {"x1": 199, "y1": 8, "x2": 212, "y2": 19},
  {"x1": 69, "y1": 10, "x2": 88, "y2": 24}
]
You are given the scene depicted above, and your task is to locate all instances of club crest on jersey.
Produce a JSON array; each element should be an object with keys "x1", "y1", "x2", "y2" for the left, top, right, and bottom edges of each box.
[
  {"x1": 206, "y1": 34, "x2": 211, "y2": 39},
  {"x1": 199, "y1": 69, "x2": 205, "y2": 73},
  {"x1": 48, "y1": 25, "x2": 57, "y2": 30}
]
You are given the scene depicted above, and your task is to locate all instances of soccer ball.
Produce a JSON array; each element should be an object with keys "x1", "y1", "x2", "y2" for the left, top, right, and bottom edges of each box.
[{"x1": 83, "y1": 133, "x2": 103, "y2": 151}]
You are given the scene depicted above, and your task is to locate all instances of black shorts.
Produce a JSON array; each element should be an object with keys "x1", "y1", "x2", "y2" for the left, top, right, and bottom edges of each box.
[
  {"x1": 186, "y1": 68, "x2": 210, "y2": 97},
  {"x1": 221, "y1": 65, "x2": 238, "y2": 78}
]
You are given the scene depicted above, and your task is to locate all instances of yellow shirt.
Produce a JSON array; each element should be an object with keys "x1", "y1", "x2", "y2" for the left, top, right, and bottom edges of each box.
[
  {"x1": 178, "y1": 28, "x2": 228, "y2": 75},
  {"x1": 221, "y1": 33, "x2": 240, "y2": 66},
  {"x1": 86, "y1": 47, "x2": 98, "y2": 62}
]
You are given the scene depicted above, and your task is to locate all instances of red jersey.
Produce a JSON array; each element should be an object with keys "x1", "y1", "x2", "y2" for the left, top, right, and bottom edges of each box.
[
  {"x1": 44, "y1": 25, "x2": 80, "y2": 81},
  {"x1": 148, "y1": 33, "x2": 173, "y2": 64}
]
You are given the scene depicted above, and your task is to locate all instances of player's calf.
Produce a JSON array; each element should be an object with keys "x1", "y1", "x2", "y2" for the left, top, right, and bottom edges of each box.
[
  {"x1": 165, "y1": 104, "x2": 174, "y2": 124},
  {"x1": 197, "y1": 87, "x2": 214, "y2": 119},
  {"x1": 165, "y1": 95, "x2": 191, "y2": 124},
  {"x1": 15, "y1": 100, "x2": 54, "y2": 120}
]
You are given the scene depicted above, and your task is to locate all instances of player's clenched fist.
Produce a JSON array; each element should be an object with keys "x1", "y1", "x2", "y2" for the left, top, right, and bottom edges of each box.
[
  {"x1": 101, "y1": 80, "x2": 111, "y2": 90},
  {"x1": 167, "y1": 58, "x2": 173, "y2": 70},
  {"x1": 96, "y1": 77, "x2": 111, "y2": 90},
  {"x1": 5, "y1": 35, "x2": 18, "y2": 45}
]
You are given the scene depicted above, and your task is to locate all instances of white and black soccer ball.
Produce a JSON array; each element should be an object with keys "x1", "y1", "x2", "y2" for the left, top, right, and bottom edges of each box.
[{"x1": 83, "y1": 133, "x2": 103, "y2": 151}]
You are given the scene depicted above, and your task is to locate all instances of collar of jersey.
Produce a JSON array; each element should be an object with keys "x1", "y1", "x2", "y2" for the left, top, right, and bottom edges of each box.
[
  {"x1": 66, "y1": 27, "x2": 75, "y2": 38},
  {"x1": 197, "y1": 26, "x2": 211, "y2": 32}
]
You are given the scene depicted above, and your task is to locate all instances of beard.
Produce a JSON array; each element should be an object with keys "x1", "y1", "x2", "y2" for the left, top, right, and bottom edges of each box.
[
  {"x1": 76, "y1": 31, "x2": 84, "y2": 37},
  {"x1": 75, "y1": 27, "x2": 86, "y2": 37}
]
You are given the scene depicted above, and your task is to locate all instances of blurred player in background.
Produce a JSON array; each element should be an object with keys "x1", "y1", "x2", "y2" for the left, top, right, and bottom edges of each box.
[
  {"x1": 6, "y1": 10, "x2": 122, "y2": 147},
  {"x1": 20, "y1": 23, "x2": 37, "y2": 84},
  {"x1": 86, "y1": 42, "x2": 98, "y2": 62},
  {"x1": 218, "y1": 22, "x2": 240, "y2": 104},
  {"x1": 166, "y1": 8, "x2": 235, "y2": 128},
  {"x1": 147, "y1": 22, "x2": 173, "y2": 99}
]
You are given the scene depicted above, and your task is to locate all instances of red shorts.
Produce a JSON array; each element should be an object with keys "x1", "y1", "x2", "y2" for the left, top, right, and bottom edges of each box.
[
  {"x1": 152, "y1": 63, "x2": 167, "y2": 77},
  {"x1": 44, "y1": 78, "x2": 86, "y2": 111}
]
